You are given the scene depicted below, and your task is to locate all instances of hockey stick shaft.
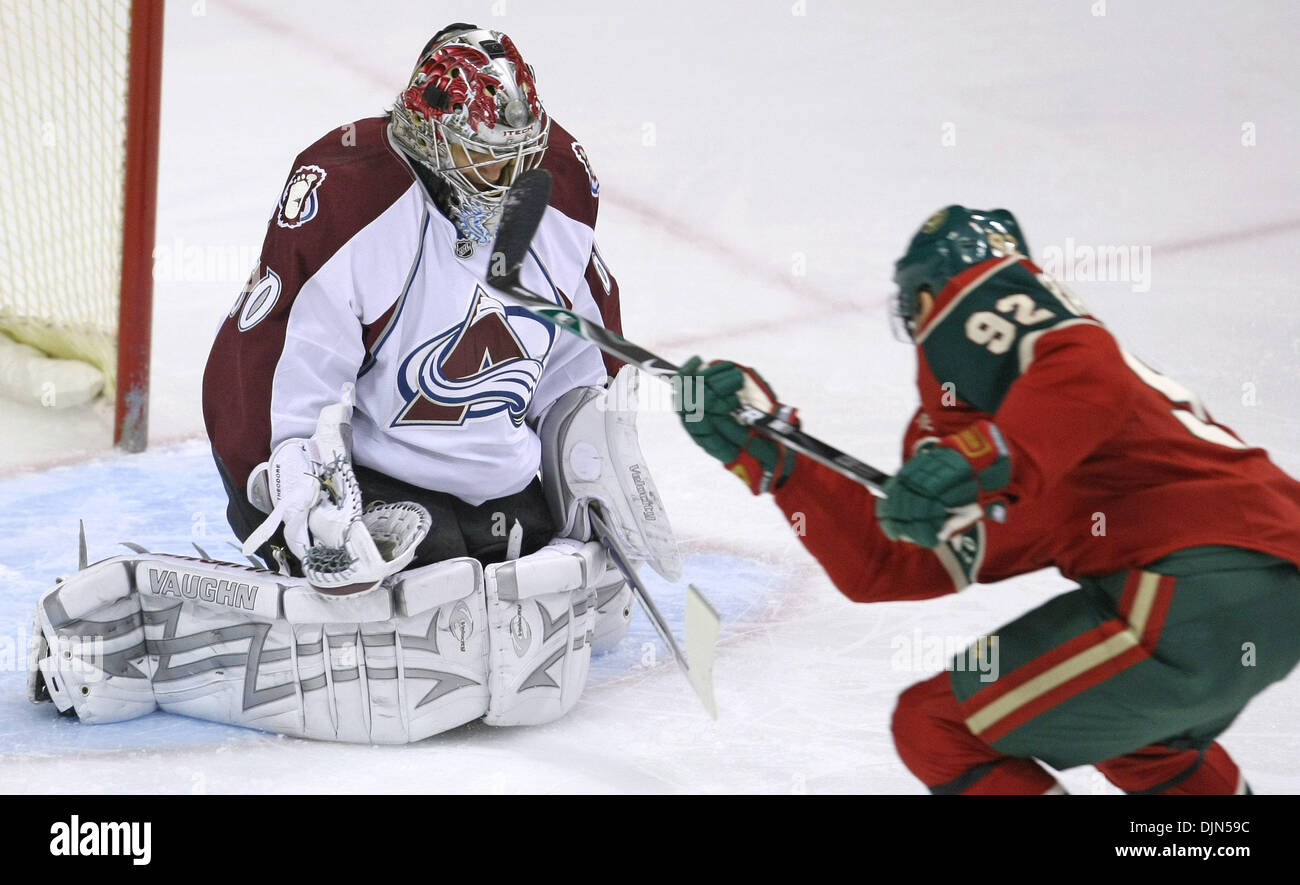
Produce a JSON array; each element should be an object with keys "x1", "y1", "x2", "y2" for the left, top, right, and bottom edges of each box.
[
  {"x1": 592, "y1": 507, "x2": 719, "y2": 716},
  {"x1": 489, "y1": 276, "x2": 893, "y2": 494},
  {"x1": 489, "y1": 170, "x2": 1012, "y2": 531},
  {"x1": 489, "y1": 173, "x2": 892, "y2": 494},
  {"x1": 494, "y1": 283, "x2": 872, "y2": 492},
  {"x1": 590, "y1": 509, "x2": 686, "y2": 670}
]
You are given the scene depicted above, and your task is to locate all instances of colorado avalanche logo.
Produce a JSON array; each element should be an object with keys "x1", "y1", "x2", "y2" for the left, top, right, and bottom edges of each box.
[{"x1": 392, "y1": 286, "x2": 555, "y2": 427}]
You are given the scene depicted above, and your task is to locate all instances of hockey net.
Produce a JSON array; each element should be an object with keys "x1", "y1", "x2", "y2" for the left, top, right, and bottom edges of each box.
[{"x1": 0, "y1": 0, "x2": 162, "y2": 450}]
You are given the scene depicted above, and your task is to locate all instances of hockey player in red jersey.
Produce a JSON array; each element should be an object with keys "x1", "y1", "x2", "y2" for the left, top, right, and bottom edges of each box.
[
  {"x1": 676, "y1": 206, "x2": 1300, "y2": 793},
  {"x1": 28, "y1": 25, "x2": 680, "y2": 743}
]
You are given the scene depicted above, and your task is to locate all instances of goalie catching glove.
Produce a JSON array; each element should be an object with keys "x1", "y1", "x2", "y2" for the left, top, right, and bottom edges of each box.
[
  {"x1": 243, "y1": 384, "x2": 430, "y2": 592},
  {"x1": 676, "y1": 357, "x2": 798, "y2": 495}
]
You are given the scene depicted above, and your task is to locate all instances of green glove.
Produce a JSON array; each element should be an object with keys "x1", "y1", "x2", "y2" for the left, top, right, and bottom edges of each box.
[
  {"x1": 876, "y1": 421, "x2": 1011, "y2": 547},
  {"x1": 676, "y1": 356, "x2": 798, "y2": 494}
]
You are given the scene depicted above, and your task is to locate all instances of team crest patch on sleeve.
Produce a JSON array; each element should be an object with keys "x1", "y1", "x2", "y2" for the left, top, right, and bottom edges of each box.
[
  {"x1": 571, "y1": 142, "x2": 599, "y2": 197},
  {"x1": 391, "y1": 286, "x2": 557, "y2": 428},
  {"x1": 277, "y1": 164, "x2": 327, "y2": 229}
]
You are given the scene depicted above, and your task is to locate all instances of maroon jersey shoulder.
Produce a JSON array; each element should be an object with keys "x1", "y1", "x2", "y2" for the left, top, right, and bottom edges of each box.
[
  {"x1": 541, "y1": 119, "x2": 601, "y2": 229},
  {"x1": 272, "y1": 116, "x2": 417, "y2": 246}
]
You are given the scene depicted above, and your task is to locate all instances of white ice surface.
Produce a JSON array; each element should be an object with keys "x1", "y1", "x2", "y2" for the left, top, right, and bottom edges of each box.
[{"x1": 1, "y1": 0, "x2": 1298, "y2": 793}]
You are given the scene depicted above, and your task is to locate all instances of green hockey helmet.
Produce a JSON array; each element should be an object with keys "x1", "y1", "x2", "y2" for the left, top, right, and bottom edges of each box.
[{"x1": 893, "y1": 206, "x2": 1028, "y2": 337}]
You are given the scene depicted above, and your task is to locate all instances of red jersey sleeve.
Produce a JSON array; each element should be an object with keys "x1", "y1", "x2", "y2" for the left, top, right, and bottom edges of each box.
[{"x1": 772, "y1": 457, "x2": 963, "y2": 602}]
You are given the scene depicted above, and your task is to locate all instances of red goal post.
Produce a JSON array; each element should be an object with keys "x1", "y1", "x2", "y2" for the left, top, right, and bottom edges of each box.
[{"x1": 116, "y1": 0, "x2": 164, "y2": 452}]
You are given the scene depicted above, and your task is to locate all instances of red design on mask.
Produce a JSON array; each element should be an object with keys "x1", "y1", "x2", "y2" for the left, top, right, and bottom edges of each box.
[{"x1": 402, "y1": 44, "x2": 502, "y2": 134}]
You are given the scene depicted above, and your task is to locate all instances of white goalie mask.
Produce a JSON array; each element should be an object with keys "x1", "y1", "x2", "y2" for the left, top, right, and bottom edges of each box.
[{"x1": 390, "y1": 25, "x2": 550, "y2": 243}]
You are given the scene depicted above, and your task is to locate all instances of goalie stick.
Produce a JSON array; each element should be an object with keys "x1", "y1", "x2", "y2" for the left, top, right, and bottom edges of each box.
[{"x1": 591, "y1": 506, "x2": 720, "y2": 717}]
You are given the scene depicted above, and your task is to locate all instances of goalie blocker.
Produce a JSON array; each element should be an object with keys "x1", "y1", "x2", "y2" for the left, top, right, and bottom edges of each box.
[
  {"x1": 27, "y1": 368, "x2": 680, "y2": 741},
  {"x1": 541, "y1": 366, "x2": 681, "y2": 583}
]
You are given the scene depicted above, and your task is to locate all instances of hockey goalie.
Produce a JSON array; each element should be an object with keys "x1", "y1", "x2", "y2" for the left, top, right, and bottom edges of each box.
[{"x1": 27, "y1": 24, "x2": 680, "y2": 744}]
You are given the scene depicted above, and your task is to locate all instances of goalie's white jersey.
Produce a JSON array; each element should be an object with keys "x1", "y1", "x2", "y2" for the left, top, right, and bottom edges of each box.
[{"x1": 204, "y1": 116, "x2": 621, "y2": 505}]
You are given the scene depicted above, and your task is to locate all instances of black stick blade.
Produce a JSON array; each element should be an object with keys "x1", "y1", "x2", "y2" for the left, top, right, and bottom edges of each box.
[{"x1": 490, "y1": 168, "x2": 553, "y2": 286}]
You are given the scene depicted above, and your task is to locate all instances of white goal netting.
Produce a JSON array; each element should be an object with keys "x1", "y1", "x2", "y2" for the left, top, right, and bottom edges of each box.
[{"x1": 0, "y1": 0, "x2": 134, "y2": 398}]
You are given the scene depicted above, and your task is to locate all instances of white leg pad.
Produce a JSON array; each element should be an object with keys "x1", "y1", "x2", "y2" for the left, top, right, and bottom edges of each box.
[
  {"x1": 140, "y1": 557, "x2": 491, "y2": 743},
  {"x1": 30, "y1": 553, "x2": 492, "y2": 743},
  {"x1": 590, "y1": 564, "x2": 633, "y2": 654},
  {"x1": 482, "y1": 540, "x2": 603, "y2": 726},
  {"x1": 34, "y1": 560, "x2": 158, "y2": 723}
]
